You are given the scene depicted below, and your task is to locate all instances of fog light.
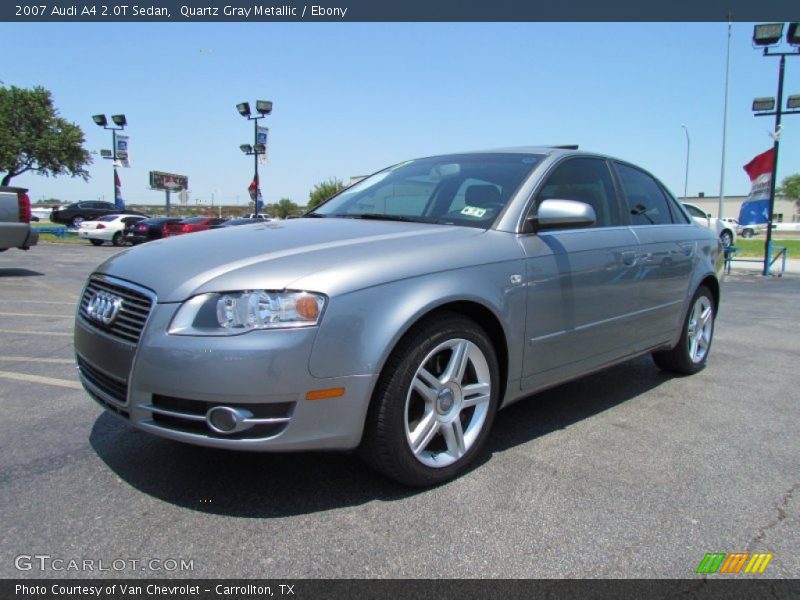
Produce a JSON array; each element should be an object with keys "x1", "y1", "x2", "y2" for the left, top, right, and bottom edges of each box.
[{"x1": 206, "y1": 406, "x2": 254, "y2": 434}]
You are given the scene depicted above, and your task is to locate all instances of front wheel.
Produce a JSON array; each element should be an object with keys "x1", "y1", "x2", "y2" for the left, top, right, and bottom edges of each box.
[
  {"x1": 652, "y1": 286, "x2": 715, "y2": 375},
  {"x1": 741, "y1": 229, "x2": 754, "y2": 239},
  {"x1": 359, "y1": 313, "x2": 500, "y2": 486},
  {"x1": 111, "y1": 232, "x2": 123, "y2": 246}
]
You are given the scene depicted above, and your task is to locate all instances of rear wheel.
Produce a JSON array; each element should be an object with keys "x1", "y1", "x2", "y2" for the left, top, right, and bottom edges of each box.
[
  {"x1": 652, "y1": 286, "x2": 715, "y2": 375},
  {"x1": 742, "y1": 229, "x2": 754, "y2": 239},
  {"x1": 359, "y1": 313, "x2": 500, "y2": 486},
  {"x1": 89, "y1": 239, "x2": 103, "y2": 246},
  {"x1": 111, "y1": 232, "x2": 123, "y2": 246}
]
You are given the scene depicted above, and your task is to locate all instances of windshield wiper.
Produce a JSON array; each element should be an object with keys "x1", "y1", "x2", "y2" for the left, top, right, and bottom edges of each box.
[{"x1": 303, "y1": 213, "x2": 326, "y2": 218}]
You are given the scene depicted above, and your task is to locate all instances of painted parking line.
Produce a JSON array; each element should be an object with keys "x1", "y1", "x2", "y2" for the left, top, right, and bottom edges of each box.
[
  {"x1": 0, "y1": 312, "x2": 73, "y2": 318},
  {"x1": 0, "y1": 370, "x2": 81, "y2": 390},
  {"x1": 0, "y1": 329, "x2": 72, "y2": 337},
  {"x1": 0, "y1": 356, "x2": 75, "y2": 364}
]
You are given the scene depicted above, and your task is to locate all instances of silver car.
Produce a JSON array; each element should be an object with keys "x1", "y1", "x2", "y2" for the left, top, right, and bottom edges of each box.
[{"x1": 74, "y1": 148, "x2": 722, "y2": 486}]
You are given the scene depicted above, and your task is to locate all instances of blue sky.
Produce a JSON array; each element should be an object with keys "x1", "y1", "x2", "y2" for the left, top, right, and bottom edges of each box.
[{"x1": 1, "y1": 22, "x2": 798, "y2": 209}]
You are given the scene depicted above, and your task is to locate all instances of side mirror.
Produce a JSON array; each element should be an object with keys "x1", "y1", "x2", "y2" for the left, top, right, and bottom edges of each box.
[
  {"x1": 707, "y1": 213, "x2": 712, "y2": 219},
  {"x1": 526, "y1": 199, "x2": 596, "y2": 232}
]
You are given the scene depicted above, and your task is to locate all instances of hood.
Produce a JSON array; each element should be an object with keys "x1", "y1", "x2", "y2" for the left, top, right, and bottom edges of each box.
[{"x1": 96, "y1": 218, "x2": 495, "y2": 302}]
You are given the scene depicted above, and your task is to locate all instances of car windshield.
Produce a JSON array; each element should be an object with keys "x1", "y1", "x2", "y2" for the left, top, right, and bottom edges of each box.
[
  {"x1": 182, "y1": 217, "x2": 208, "y2": 224},
  {"x1": 308, "y1": 153, "x2": 542, "y2": 228},
  {"x1": 98, "y1": 215, "x2": 118, "y2": 222}
]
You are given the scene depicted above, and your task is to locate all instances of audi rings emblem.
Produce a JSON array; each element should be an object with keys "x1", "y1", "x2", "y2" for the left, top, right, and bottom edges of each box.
[{"x1": 86, "y1": 291, "x2": 123, "y2": 326}]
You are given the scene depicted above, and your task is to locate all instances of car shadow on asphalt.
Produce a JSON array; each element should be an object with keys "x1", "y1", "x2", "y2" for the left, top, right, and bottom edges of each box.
[
  {"x1": 0, "y1": 267, "x2": 44, "y2": 277},
  {"x1": 89, "y1": 355, "x2": 672, "y2": 518}
]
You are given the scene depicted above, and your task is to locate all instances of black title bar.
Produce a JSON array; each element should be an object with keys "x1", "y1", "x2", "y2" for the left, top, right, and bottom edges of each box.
[
  {"x1": 3, "y1": 0, "x2": 799, "y2": 22},
  {"x1": 4, "y1": 579, "x2": 800, "y2": 600}
]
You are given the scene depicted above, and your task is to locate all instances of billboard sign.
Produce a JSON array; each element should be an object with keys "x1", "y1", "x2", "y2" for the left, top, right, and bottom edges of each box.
[{"x1": 150, "y1": 171, "x2": 189, "y2": 191}]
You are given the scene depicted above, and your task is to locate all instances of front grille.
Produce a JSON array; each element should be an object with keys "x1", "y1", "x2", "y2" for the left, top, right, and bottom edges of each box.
[
  {"x1": 79, "y1": 276, "x2": 154, "y2": 345},
  {"x1": 142, "y1": 394, "x2": 294, "y2": 440},
  {"x1": 77, "y1": 355, "x2": 128, "y2": 406}
]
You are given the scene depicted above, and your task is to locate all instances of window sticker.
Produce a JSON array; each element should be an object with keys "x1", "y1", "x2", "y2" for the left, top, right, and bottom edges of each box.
[{"x1": 460, "y1": 206, "x2": 487, "y2": 218}]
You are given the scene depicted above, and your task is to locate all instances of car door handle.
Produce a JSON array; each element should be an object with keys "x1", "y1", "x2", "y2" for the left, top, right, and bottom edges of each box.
[{"x1": 621, "y1": 251, "x2": 638, "y2": 267}]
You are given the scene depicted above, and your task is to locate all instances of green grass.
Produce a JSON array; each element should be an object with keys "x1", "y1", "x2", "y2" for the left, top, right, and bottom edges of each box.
[{"x1": 734, "y1": 239, "x2": 798, "y2": 258}]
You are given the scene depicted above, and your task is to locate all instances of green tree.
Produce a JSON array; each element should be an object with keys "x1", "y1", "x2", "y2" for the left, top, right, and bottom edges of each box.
[
  {"x1": 307, "y1": 177, "x2": 346, "y2": 209},
  {"x1": 777, "y1": 173, "x2": 800, "y2": 208},
  {"x1": 0, "y1": 84, "x2": 91, "y2": 186},
  {"x1": 275, "y1": 198, "x2": 298, "y2": 219}
]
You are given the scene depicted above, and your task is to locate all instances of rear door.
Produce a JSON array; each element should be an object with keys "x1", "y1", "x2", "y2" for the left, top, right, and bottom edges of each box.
[
  {"x1": 519, "y1": 156, "x2": 641, "y2": 392},
  {"x1": 613, "y1": 162, "x2": 695, "y2": 349}
]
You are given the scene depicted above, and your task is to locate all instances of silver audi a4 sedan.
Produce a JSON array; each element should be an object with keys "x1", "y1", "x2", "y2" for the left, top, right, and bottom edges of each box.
[{"x1": 75, "y1": 148, "x2": 722, "y2": 486}]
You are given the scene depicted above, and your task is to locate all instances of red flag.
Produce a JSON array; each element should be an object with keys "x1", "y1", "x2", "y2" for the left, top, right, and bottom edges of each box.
[
  {"x1": 743, "y1": 148, "x2": 774, "y2": 181},
  {"x1": 248, "y1": 174, "x2": 258, "y2": 200}
]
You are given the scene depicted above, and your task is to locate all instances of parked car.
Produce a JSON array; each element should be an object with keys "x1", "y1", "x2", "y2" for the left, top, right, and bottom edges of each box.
[
  {"x1": 738, "y1": 223, "x2": 766, "y2": 238},
  {"x1": 242, "y1": 213, "x2": 272, "y2": 220},
  {"x1": 74, "y1": 147, "x2": 722, "y2": 486},
  {"x1": 51, "y1": 201, "x2": 146, "y2": 227},
  {"x1": 163, "y1": 216, "x2": 226, "y2": 236},
  {"x1": 682, "y1": 202, "x2": 736, "y2": 247},
  {"x1": 209, "y1": 218, "x2": 263, "y2": 229},
  {"x1": 125, "y1": 217, "x2": 183, "y2": 245},
  {"x1": 0, "y1": 185, "x2": 38, "y2": 252},
  {"x1": 77, "y1": 214, "x2": 147, "y2": 246}
]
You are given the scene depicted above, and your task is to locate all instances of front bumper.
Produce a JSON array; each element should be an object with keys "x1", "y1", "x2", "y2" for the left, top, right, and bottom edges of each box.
[{"x1": 75, "y1": 298, "x2": 377, "y2": 451}]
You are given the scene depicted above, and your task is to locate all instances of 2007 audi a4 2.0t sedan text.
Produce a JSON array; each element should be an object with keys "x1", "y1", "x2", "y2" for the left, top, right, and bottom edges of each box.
[{"x1": 75, "y1": 147, "x2": 722, "y2": 486}]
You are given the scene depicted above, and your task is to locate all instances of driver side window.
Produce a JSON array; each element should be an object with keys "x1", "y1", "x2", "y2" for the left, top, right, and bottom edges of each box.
[{"x1": 535, "y1": 158, "x2": 621, "y2": 228}]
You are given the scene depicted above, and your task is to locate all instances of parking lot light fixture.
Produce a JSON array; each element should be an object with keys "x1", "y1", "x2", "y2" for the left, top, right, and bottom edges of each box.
[
  {"x1": 236, "y1": 102, "x2": 251, "y2": 117},
  {"x1": 237, "y1": 99, "x2": 272, "y2": 217},
  {"x1": 788, "y1": 94, "x2": 800, "y2": 110},
  {"x1": 256, "y1": 100, "x2": 273, "y2": 115},
  {"x1": 753, "y1": 23, "x2": 784, "y2": 46},
  {"x1": 752, "y1": 97, "x2": 776, "y2": 112},
  {"x1": 751, "y1": 23, "x2": 799, "y2": 276},
  {"x1": 787, "y1": 23, "x2": 800, "y2": 46},
  {"x1": 92, "y1": 112, "x2": 127, "y2": 212}
]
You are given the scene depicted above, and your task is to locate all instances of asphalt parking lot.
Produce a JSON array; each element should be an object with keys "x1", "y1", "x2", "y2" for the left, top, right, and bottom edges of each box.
[{"x1": 0, "y1": 242, "x2": 797, "y2": 579}]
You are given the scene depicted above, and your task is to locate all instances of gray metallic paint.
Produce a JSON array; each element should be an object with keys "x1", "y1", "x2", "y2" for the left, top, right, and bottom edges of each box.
[{"x1": 75, "y1": 148, "x2": 723, "y2": 452}]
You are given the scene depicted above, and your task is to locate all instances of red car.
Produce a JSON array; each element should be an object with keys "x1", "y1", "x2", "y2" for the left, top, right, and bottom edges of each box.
[{"x1": 163, "y1": 216, "x2": 226, "y2": 237}]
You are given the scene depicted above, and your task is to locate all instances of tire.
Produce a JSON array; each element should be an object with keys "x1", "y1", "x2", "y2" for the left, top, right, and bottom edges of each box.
[
  {"x1": 359, "y1": 313, "x2": 500, "y2": 486},
  {"x1": 111, "y1": 232, "x2": 123, "y2": 246},
  {"x1": 720, "y1": 230, "x2": 733, "y2": 248},
  {"x1": 652, "y1": 286, "x2": 715, "y2": 375},
  {"x1": 89, "y1": 239, "x2": 103, "y2": 246},
  {"x1": 71, "y1": 216, "x2": 84, "y2": 227},
  {"x1": 742, "y1": 229, "x2": 754, "y2": 239}
]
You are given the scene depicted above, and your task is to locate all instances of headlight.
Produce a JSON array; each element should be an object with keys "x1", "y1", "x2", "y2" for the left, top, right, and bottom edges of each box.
[{"x1": 168, "y1": 290, "x2": 327, "y2": 336}]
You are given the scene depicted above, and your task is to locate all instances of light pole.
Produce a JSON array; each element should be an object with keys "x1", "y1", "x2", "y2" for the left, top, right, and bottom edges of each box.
[
  {"x1": 751, "y1": 22, "x2": 800, "y2": 276},
  {"x1": 237, "y1": 100, "x2": 272, "y2": 217},
  {"x1": 681, "y1": 124, "x2": 690, "y2": 200},
  {"x1": 92, "y1": 114, "x2": 126, "y2": 209}
]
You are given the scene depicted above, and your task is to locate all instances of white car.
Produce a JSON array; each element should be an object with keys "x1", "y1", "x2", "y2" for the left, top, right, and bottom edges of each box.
[
  {"x1": 682, "y1": 203, "x2": 736, "y2": 247},
  {"x1": 77, "y1": 214, "x2": 147, "y2": 246}
]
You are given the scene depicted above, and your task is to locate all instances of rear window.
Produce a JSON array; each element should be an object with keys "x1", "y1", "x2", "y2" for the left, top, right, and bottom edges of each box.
[
  {"x1": 182, "y1": 217, "x2": 208, "y2": 224},
  {"x1": 615, "y1": 162, "x2": 674, "y2": 226}
]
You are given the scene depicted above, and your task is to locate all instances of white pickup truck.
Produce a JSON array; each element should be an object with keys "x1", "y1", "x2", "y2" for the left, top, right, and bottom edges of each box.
[{"x1": 0, "y1": 186, "x2": 39, "y2": 252}]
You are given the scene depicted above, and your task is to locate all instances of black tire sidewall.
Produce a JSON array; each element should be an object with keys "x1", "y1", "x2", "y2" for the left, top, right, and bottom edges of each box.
[
  {"x1": 364, "y1": 314, "x2": 500, "y2": 486},
  {"x1": 677, "y1": 286, "x2": 715, "y2": 373}
]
